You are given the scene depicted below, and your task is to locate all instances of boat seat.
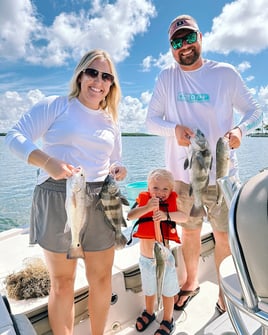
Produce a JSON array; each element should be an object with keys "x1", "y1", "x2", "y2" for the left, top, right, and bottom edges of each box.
[
  {"x1": 220, "y1": 169, "x2": 268, "y2": 335},
  {"x1": 0, "y1": 295, "x2": 37, "y2": 335}
]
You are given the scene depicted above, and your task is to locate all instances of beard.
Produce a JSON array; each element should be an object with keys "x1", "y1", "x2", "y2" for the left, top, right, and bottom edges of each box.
[{"x1": 178, "y1": 48, "x2": 200, "y2": 66}]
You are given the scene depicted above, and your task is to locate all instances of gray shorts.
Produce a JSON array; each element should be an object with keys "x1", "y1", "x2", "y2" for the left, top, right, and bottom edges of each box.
[
  {"x1": 30, "y1": 178, "x2": 115, "y2": 253},
  {"x1": 139, "y1": 250, "x2": 179, "y2": 297},
  {"x1": 174, "y1": 181, "x2": 229, "y2": 232}
]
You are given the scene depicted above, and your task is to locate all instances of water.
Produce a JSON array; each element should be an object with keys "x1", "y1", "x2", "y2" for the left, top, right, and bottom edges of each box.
[{"x1": 0, "y1": 135, "x2": 267, "y2": 232}]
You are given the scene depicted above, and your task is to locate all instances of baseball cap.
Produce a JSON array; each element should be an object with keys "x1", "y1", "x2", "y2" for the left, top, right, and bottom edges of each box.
[{"x1": 168, "y1": 15, "x2": 199, "y2": 40}]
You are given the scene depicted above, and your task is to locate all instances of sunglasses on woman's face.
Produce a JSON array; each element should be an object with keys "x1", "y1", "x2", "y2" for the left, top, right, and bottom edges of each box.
[
  {"x1": 170, "y1": 31, "x2": 198, "y2": 50},
  {"x1": 82, "y1": 68, "x2": 114, "y2": 84}
]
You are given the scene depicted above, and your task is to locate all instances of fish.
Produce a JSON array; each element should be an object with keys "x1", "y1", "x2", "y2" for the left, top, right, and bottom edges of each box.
[
  {"x1": 154, "y1": 241, "x2": 168, "y2": 311},
  {"x1": 97, "y1": 174, "x2": 129, "y2": 249},
  {"x1": 184, "y1": 129, "x2": 213, "y2": 217},
  {"x1": 65, "y1": 167, "x2": 87, "y2": 259},
  {"x1": 216, "y1": 137, "x2": 230, "y2": 205}
]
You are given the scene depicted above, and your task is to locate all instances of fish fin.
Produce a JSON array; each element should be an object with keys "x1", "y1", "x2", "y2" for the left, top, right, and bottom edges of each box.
[
  {"x1": 190, "y1": 204, "x2": 207, "y2": 217},
  {"x1": 96, "y1": 199, "x2": 103, "y2": 211},
  {"x1": 184, "y1": 158, "x2": 189, "y2": 170},
  {"x1": 209, "y1": 157, "x2": 213, "y2": 170},
  {"x1": 120, "y1": 195, "x2": 130, "y2": 206},
  {"x1": 67, "y1": 244, "x2": 85, "y2": 259},
  {"x1": 122, "y1": 217, "x2": 128, "y2": 227},
  {"x1": 189, "y1": 184, "x2": 193, "y2": 196}
]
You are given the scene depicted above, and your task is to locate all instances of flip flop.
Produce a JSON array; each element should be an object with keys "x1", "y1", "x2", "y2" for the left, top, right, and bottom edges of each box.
[
  {"x1": 174, "y1": 286, "x2": 200, "y2": 311},
  {"x1": 216, "y1": 302, "x2": 226, "y2": 315}
]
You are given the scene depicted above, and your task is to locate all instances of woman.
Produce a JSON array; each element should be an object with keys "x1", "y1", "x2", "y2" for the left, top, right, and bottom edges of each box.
[{"x1": 5, "y1": 49, "x2": 127, "y2": 335}]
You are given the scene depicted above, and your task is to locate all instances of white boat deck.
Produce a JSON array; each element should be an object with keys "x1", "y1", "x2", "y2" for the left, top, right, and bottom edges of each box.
[{"x1": 0, "y1": 222, "x2": 262, "y2": 335}]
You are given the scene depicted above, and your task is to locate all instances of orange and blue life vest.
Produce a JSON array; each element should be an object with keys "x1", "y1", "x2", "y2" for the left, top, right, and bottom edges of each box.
[{"x1": 130, "y1": 191, "x2": 181, "y2": 244}]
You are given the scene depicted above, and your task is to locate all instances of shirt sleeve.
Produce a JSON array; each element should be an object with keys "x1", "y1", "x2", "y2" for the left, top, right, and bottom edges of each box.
[
  {"x1": 109, "y1": 122, "x2": 124, "y2": 167},
  {"x1": 231, "y1": 70, "x2": 262, "y2": 136},
  {"x1": 146, "y1": 72, "x2": 177, "y2": 137},
  {"x1": 5, "y1": 96, "x2": 61, "y2": 162}
]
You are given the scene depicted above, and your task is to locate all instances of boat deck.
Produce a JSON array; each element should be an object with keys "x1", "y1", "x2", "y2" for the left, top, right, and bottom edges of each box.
[{"x1": 0, "y1": 222, "x2": 262, "y2": 335}]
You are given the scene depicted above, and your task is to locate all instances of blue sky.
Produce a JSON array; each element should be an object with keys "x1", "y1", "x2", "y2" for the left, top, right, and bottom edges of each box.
[{"x1": 0, "y1": 0, "x2": 267, "y2": 133}]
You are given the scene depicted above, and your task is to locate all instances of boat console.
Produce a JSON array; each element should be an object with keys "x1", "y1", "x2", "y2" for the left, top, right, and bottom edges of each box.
[{"x1": 220, "y1": 169, "x2": 268, "y2": 334}]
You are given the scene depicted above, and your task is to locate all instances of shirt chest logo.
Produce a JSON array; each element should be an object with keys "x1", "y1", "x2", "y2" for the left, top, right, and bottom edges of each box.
[{"x1": 177, "y1": 92, "x2": 210, "y2": 103}]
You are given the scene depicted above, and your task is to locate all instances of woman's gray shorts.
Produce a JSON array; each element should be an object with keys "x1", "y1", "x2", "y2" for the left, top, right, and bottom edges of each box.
[{"x1": 30, "y1": 178, "x2": 115, "y2": 253}]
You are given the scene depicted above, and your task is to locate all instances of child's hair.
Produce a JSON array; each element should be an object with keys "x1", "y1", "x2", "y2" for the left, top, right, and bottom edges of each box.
[{"x1": 147, "y1": 168, "x2": 175, "y2": 190}]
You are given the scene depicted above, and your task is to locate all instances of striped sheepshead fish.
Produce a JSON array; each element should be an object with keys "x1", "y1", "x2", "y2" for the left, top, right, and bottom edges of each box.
[{"x1": 97, "y1": 174, "x2": 129, "y2": 249}]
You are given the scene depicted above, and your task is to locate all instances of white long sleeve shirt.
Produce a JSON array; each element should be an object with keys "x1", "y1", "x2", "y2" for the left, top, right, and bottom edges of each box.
[
  {"x1": 146, "y1": 60, "x2": 262, "y2": 184},
  {"x1": 5, "y1": 96, "x2": 123, "y2": 184}
]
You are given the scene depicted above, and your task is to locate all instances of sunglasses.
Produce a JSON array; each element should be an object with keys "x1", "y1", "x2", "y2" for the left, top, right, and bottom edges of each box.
[
  {"x1": 82, "y1": 68, "x2": 114, "y2": 84},
  {"x1": 170, "y1": 31, "x2": 198, "y2": 50}
]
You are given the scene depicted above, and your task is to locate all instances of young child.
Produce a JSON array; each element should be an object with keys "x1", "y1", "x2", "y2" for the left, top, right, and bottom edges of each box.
[{"x1": 127, "y1": 169, "x2": 187, "y2": 335}]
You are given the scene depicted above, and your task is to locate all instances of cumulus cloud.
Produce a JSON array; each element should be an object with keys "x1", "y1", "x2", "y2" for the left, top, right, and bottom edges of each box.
[
  {"x1": 202, "y1": 0, "x2": 268, "y2": 54},
  {"x1": 0, "y1": 0, "x2": 156, "y2": 65},
  {"x1": 0, "y1": 89, "x2": 45, "y2": 132},
  {"x1": 119, "y1": 95, "x2": 149, "y2": 133}
]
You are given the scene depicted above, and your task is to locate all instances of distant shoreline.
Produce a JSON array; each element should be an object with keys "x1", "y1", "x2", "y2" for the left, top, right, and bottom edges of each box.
[
  {"x1": 1, "y1": 132, "x2": 156, "y2": 137},
  {"x1": 1, "y1": 132, "x2": 268, "y2": 137}
]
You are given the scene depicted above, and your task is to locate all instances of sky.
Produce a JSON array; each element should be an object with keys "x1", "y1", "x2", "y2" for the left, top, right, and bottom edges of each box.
[{"x1": 0, "y1": 0, "x2": 268, "y2": 133}]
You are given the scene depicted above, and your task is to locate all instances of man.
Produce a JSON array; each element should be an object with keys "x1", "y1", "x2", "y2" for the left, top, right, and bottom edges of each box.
[{"x1": 146, "y1": 14, "x2": 262, "y2": 314}]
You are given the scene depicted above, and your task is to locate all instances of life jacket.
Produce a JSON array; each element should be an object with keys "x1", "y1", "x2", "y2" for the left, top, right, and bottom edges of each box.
[{"x1": 131, "y1": 191, "x2": 181, "y2": 243}]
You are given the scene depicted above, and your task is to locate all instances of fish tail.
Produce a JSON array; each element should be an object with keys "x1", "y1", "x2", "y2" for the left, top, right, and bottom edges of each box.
[
  {"x1": 64, "y1": 221, "x2": 71, "y2": 234},
  {"x1": 190, "y1": 204, "x2": 207, "y2": 217},
  {"x1": 114, "y1": 233, "x2": 127, "y2": 250},
  {"x1": 67, "y1": 244, "x2": 85, "y2": 259}
]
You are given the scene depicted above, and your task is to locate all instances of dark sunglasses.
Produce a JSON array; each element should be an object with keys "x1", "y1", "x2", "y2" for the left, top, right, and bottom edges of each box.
[
  {"x1": 170, "y1": 31, "x2": 198, "y2": 50},
  {"x1": 82, "y1": 68, "x2": 114, "y2": 84}
]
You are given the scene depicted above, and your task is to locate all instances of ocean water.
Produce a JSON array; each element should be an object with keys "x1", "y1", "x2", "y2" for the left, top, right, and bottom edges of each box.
[{"x1": 0, "y1": 135, "x2": 267, "y2": 232}]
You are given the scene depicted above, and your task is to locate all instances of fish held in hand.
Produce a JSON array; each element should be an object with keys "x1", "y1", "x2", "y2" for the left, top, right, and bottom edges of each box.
[
  {"x1": 97, "y1": 174, "x2": 129, "y2": 249},
  {"x1": 154, "y1": 241, "x2": 168, "y2": 311},
  {"x1": 65, "y1": 167, "x2": 87, "y2": 259},
  {"x1": 216, "y1": 137, "x2": 230, "y2": 205},
  {"x1": 184, "y1": 129, "x2": 213, "y2": 217}
]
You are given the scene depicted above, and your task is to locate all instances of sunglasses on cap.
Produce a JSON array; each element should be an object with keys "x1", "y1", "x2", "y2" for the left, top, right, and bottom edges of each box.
[
  {"x1": 170, "y1": 31, "x2": 198, "y2": 50},
  {"x1": 82, "y1": 68, "x2": 114, "y2": 84}
]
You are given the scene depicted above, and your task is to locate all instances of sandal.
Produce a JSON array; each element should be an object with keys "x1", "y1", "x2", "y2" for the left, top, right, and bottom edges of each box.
[
  {"x1": 135, "y1": 310, "x2": 156, "y2": 332},
  {"x1": 174, "y1": 286, "x2": 200, "y2": 311},
  {"x1": 154, "y1": 319, "x2": 175, "y2": 335}
]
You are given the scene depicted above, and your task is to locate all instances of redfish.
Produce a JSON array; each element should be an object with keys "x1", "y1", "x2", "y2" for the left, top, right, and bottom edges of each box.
[{"x1": 65, "y1": 167, "x2": 87, "y2": 259}]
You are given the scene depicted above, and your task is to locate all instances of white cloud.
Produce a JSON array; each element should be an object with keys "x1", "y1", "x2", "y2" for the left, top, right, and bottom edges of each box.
[
  {"x1": 237, "y1": 61, "x2": 251, "y2": 73},
  {"x1": 202, "y1": 0, "x2": 268, "y2": 54},
  {"x1": 0, "y1": 90, "x2": 45, "y2": 132},
  {"x1": 119, "y1": 94, "x2": 149, "y2": 132},
  {"x1": 0, "y1": 0, "x2": 156, "y2": 66}
]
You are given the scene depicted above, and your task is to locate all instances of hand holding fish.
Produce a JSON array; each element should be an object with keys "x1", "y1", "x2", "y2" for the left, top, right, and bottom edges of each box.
[
  {"x1": 175, "y1": 124, "x2": 195, "y2": 147},
  {"x1": 152, "y1": 209, "x2": 166, "y2": 222},
  {"x1": 146, "y1": 196, "x2": 160, "y2": 212},
  {"x1": 109, "y1": 164, "x2": 127, "y2": 181},
  {"x1": 43, "y1": 156, "x2": 75, "y2": 180},
  {"x1": 225, "y1": 127, "x2": 242, "y2": 149}
]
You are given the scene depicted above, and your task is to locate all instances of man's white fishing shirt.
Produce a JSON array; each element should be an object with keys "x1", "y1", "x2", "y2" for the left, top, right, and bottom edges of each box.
[{"x1": 146, "y1": 60, "x2": 262, "y2": 184}]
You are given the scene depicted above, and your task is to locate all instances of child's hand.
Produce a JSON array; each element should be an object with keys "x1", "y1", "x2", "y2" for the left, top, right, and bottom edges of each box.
[
  {"x1": 147, "y1": 196, "x2": 159, "y2": 211},
  {"x1": 153, "y1": 210, "x2": 166, "y2": 222}
]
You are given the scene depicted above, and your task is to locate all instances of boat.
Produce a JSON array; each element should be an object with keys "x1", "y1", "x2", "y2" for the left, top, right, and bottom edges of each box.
[{"x1": 0, "y1": 171, "x2": 267, "y2": 335}]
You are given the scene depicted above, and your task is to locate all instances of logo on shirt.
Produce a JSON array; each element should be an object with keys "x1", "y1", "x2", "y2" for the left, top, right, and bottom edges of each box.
[{"x1": 178, "y1": 92, "x2": 210, "y2": 103}]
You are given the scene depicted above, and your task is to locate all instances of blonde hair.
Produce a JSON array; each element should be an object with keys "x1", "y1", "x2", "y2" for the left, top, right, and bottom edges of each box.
[
  {"x1": 147, "y1": 168, "x2": 175, "y2": 190},
  {"x1": 69, "y1": 49, "x2": 121, "y2": 122}
]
